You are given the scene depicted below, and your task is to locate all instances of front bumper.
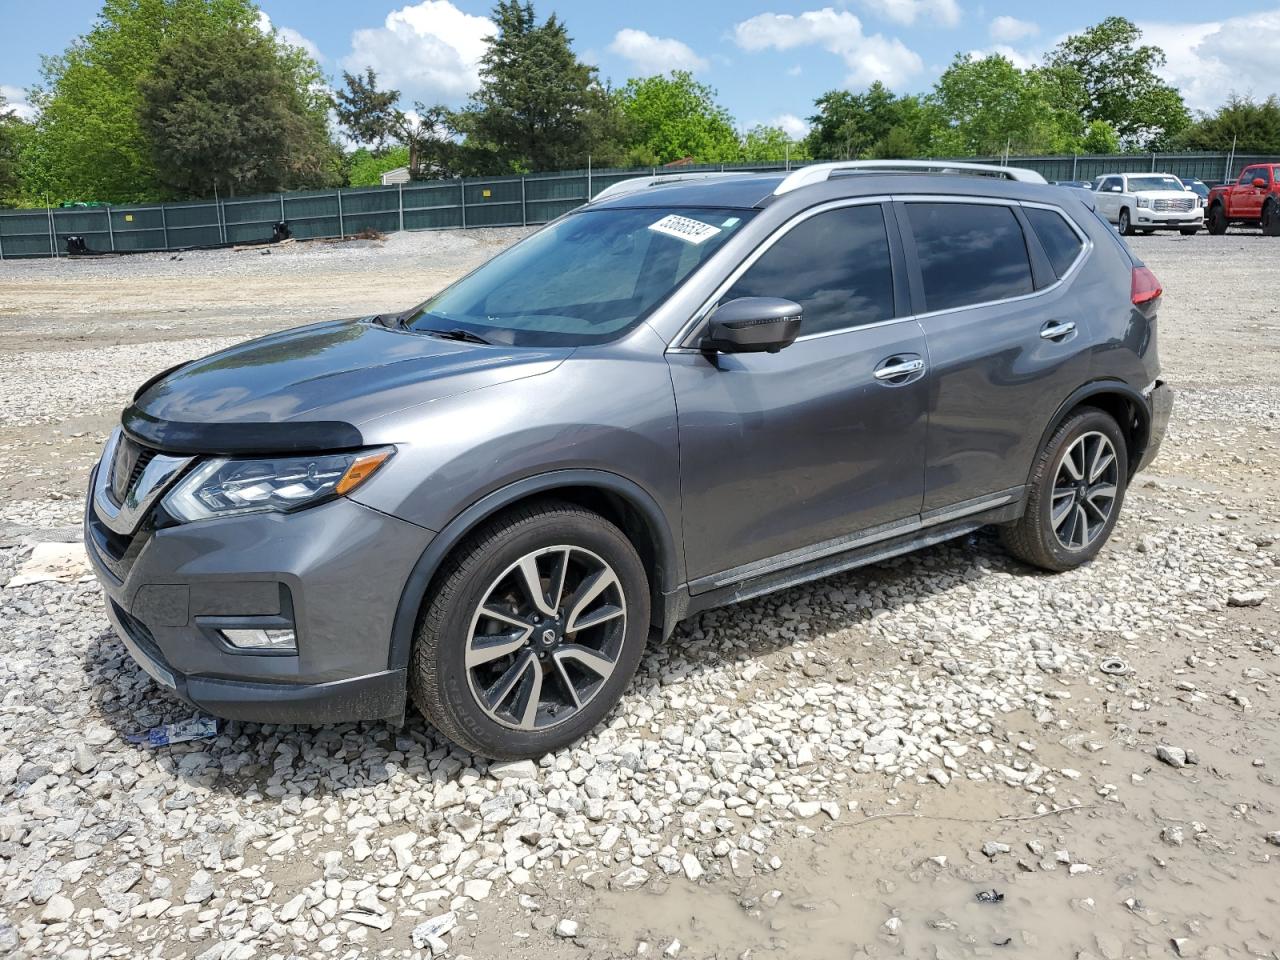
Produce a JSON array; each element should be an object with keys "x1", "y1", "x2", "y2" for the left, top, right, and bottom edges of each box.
[
  {"x1": 1133, "y1": 209, "x2": 1203, "y2": 229},
  {"x1": 1136, "y1": 380, "x2": 1173, "y2": 473},
  {"x1": 85, "y1": 467, "x2": 434, "y2": 724}
]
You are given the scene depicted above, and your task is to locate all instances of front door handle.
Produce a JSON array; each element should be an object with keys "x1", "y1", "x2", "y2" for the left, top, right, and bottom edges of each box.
[
  {"x1": 873, "y1": 356, "x2": 925, "y2": 382},
  {"x1": 1040, "y1": 320, "x2": 1077, "y2": 341}
]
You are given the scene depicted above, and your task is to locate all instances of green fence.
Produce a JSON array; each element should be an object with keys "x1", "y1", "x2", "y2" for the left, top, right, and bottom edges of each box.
[{"x1": 2, "y1": 152, "x2": 1276, "y2": 260}]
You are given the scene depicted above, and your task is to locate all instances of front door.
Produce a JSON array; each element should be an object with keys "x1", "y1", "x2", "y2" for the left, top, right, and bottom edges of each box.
[
  {"x1": 667, "y1": 202, "x2": 929, "y2": 585},
  {"x1": 896, "y1": 199, "x2": 1094, "y2": 513},
  {"x1": 1237, "y1": 166, "x2": 1269, "y2": 220}
]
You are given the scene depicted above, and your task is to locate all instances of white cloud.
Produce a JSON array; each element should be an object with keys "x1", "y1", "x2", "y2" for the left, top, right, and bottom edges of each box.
[
  {"x1": 989, "y1": 15, "x2": 1039, "y2": 43},
  {"x1": 966, "y1": 44, "x2": 1038, "y2": 70},
  {"x1": 608, "y1": 28, "x2": 707, "y2": 75},
  {"x1": 1139, "y1": 10, "x2": 1280, "y2": 112},
  {"x1": 341, "y1": 1, "x2": 496, "y2": 105},
  {"x1": 733, "y1": 8, "x2": 923, "y2": 88},
  {"x1": 772, "y1": 113, "x2": 811, "y2": 139},
  {"x1": 0, "y1": 84, "x2": 36, "y2": 120},
  {"x1": 256, "y1": 11, "x2": 323, "y2": 62},
  {"x1": 858, "y1": 0, "x2": 961, "y2": 28}
]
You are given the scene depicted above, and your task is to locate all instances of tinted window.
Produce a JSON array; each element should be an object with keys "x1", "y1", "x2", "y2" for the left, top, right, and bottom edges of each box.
[
  {"x1": 906, "y1": 203, "x2": 1034, "y2": 312},
  {"x1": 722, "y1": 204, "x2": 894, "y2": 336},
  {"x1": 1240, "y1": 167, "x2": 1263, "y2": 185},
  {"x1": 1024, "y1": 207, "x2": 1084, "y2": 279}
]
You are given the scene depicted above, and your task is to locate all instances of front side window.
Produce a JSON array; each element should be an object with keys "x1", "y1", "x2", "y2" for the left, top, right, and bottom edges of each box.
[
  {"x1": 906, "y1": 202, "x2": 1034, "y2": 313},
  {"x1": 1239, "y1": 167, "x2": 1264, "y2": 185},
  {"x1": 719, "y1": 204, "x2": 895, "y2": 337},
  {"x1": 405, "y1": 207, "x2": 752, "y2": 346},
  {"x1": 1024, "y1": 207, "x2": 1085, "y2": 279}
]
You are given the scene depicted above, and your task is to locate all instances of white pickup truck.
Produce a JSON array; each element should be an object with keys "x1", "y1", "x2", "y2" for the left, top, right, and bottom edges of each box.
[{"x1": 1092, "y1": 173, "x2": 1203, "y2": 236}]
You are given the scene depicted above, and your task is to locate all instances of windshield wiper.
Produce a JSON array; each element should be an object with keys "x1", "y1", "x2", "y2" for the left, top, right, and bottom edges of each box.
[{"x1": 422, "y1": 327, "x2": 492, "y2": 345}]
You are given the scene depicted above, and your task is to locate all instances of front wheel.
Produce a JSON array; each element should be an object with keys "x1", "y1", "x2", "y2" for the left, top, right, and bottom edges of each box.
[
  {"x1": 1207, "y1": 204, "x2": 1228, "y2": 235},
  {"x1": 410, "y1": 501, "x2": 650, "y2": 759},
  {"x1": 1000, "y1": 408, "x2": 1127, "y2": 572},
  {"x1": 1179, "y1": 227, "x2": 1198, "y2": 236},
  {"x1": 1118, "y1": 208, "x2": 1134, "y2": 236}
]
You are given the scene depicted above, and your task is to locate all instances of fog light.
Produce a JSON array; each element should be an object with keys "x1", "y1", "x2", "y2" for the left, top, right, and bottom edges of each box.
[{"x1": 221, "y1": 628, "x2": 297, "y2": 651}]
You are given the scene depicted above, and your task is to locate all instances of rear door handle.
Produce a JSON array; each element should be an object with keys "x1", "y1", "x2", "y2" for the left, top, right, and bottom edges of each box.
[
  {"x1": 1040, "y1": 320, "x2": 1077, "y2": 341},
  {"x1": 873, "y1": 355, "x2": 925, "y2": 382}
]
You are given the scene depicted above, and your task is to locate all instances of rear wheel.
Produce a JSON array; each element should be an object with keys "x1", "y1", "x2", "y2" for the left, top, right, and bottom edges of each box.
[
  {"x1": 1118, "y1": 208, "x2": 1134, "y2": 236},
  {"x1": 1000, "y1": 408, "x2": 1127, "y2": 572},
  {"x1": 410, "y1": 501, "x2": 650, "y2": 759},
  {"x1": 1207, "y1": 203, "x2": 1228, "y2": 235},
  {"x1": 1263, "y1": 200, "x2": 1280, "y2": 237}
]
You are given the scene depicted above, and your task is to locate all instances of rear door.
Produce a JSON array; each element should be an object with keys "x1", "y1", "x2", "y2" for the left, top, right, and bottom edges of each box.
[
  {"x1": 895, "y1": 198, "x2": 1093, "y2": 514},
  {"x1": 667, "y1": 201, "x2": 929, "y2": 585}
]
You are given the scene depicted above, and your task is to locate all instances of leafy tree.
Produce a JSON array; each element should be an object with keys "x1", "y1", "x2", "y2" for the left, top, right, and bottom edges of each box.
[
  {"x1": 1080, "y1": 119, "x2": 1120, "y2": 154},
  {"x1": 618, "y1": 71, "x2": 739, "y2": 165},
  {"x1": 927, "y1": 54, "x2": 1081, "y2": 156},
  {"x1": 1045, "y1": 17, "x2": 1190, "y2": 149},
  {"x1": 805, "y1": 82, "x2": 938, "y2": 159},
  {"x1": 393, "y1": 103, "x2": 462, "y2": 178},
  {"x1": 347, "y1": 146, "x2": 410, "y2": 186},
  {"x1": 0, "y1": 94, "x2": 28, "y2": 205},
  {"x1": 739, "y1": 125, "x2": 809, "y2": 163},
  {"x1": 458, "y1": 1, "x2": 619, "y2": 172},
  {"x1": 138, "y1": 17, "x2": 336, "y2": 196},
  {"x1": 334, "y1": 68, "x2": 400, "y2": 150},
  {"x1": 29, "y1": 0, "x2": 260, "y2": 202},
  {"x1": 1177, "y1": 95, "x2": 1280, "y2": 153}
]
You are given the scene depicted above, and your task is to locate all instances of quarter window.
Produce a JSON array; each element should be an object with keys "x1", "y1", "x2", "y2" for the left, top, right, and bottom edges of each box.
[
  {"x1": 1024, "y1": 207, "x2": 1085, "y2": 279},
  {"x1": 905, "y1": 203, "x2": 1035, "y2": 312},
  {"x1": 721, "y1": 204, "x2": 894, "y2": 336}
]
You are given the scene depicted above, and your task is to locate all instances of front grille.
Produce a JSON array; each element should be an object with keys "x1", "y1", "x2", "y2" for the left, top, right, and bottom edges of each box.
[
  {"x1": 1152, "y1": 198, "x2": 1195, "y2": 212},
  {"x1": 110, "y1": 437, "x2": 157, "y2": 505}
]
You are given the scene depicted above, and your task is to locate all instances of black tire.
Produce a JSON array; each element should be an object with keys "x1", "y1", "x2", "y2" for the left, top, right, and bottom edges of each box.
[
  {"x1": 1179, "y1": 227, "x2": 1198, "y2": 236},
  {"x1": 1207, "y1": 203, "x2": 1228, "y2": 235},
  {"x1": 1263, "y1": 200, "x2": 1280, "y2": 237},
  {"x1": 1000, "y1": 408, "x2": 1128, "y2": 572},
  {"x1": 410, "y1": 500, "x2": 650, "y2": 759},
  {"x1": 1140, "y1": 228, "x2": 1155, "y2": 235},
  {"x1": 1118, "y1": 208, "x2": 1134, "y2": 236}
]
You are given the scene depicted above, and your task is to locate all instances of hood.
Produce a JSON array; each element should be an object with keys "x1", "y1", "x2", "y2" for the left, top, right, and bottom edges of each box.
[{"x1": 124, "y1": 318, "x2": 569, "y2": 454}]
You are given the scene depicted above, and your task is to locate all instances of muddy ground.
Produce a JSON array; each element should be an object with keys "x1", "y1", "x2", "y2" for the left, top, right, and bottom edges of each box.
[{"x1": 1, "y1": 225, "x2": 1278, "y2": 960}]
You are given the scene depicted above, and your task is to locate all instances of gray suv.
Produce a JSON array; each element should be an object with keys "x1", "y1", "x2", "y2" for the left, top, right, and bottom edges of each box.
[{"x1": 85, "y1": 161, "x2": 1173, "y2": 759}]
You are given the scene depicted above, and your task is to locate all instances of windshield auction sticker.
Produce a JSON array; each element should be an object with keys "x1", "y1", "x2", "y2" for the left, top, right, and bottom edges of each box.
[{"x1": 648, "y1": 214, "x2": 722, "y2": 244}]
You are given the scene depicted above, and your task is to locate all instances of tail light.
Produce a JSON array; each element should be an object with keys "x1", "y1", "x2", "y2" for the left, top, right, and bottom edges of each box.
[{"x1": 1131, "y1": 266, "x2": 1162, "y2": 306}]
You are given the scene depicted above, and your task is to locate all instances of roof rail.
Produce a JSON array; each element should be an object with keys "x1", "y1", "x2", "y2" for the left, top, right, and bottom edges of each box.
[
  {"x1": 590, "y1": 170, "x2": 754, "y2": 204},
  {"x1": 772, "y1": 160, "x2": 1047, "y2": 195}
]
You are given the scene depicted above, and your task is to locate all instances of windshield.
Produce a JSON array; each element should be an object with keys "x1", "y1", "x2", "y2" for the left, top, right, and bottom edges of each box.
[
  {"x1": 404, "y1": 206, "x2": 753, "y2": 346},
  {"x1": 1127, "y1": 175, "x2": 1185, "y2": 192}
]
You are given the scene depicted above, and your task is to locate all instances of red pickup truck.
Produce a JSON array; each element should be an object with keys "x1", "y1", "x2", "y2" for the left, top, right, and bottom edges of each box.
[{"x1": 1206, "y1": 163, "x2": 1280, "y2": 235}]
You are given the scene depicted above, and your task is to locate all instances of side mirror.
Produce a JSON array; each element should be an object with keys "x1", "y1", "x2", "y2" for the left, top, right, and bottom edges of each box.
[
  {"x1": 702, "y1": 297, "x2": 802, "y2": 354},
  {"x1": 1253, "y1": 177, "x2": 1268, "y2": 188}
]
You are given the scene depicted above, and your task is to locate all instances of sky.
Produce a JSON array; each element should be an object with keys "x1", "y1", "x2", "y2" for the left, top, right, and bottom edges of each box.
[{"x1": 3, "y1": 1, "x2": 1280, "y2": 139}]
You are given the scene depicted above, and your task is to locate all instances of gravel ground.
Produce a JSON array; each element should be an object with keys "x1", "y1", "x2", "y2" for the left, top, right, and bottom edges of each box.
[{"x1": 1, "y1": 227, "x2": 1278, "y2": 960}]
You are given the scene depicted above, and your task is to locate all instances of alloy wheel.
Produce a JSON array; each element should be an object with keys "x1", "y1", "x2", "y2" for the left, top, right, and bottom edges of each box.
[
  {"x1": 1050, "y1": 431, "x2": 1119, "y2": 550},
  {"x1": 465, "y1": 545, "x2": 627, "y2": 731}
]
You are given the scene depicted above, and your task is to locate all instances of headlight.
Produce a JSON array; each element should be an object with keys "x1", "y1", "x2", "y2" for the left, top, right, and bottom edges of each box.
[
  {"x1": 1136, "y1": 196, "x2": 1151, "y2": 208},
  {"x1": 163, "y1": 448, "x2": 393, "y2": 523}
]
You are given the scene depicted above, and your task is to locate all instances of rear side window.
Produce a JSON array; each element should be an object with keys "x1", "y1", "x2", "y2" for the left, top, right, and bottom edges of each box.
[
  {"x1": 1024, "y1": 207, "x2": 1085, "y2": 279},
  {"x1": 905, "y1": 203, "x2": 1034, "y2": 312},
  {"x1": 723, "y1": 204, "x2": 894, "y2": 336}
]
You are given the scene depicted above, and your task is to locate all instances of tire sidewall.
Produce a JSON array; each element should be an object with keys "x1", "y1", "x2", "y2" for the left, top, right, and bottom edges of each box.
[
  {"x1": 422, "y1": 511, "x2": 650, "y2": 758},
  {"x1": 1033, "y1": 410, "x2": 1128, "y2": 569},
  {"x1": 1118, "y1": 209, "x2": 1131, "y2": 235}
]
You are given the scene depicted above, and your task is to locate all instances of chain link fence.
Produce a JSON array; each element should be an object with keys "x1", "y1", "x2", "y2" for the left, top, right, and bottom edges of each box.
[{"x1": 2, "y1": 152, "x2": 1276, "y2": 260}]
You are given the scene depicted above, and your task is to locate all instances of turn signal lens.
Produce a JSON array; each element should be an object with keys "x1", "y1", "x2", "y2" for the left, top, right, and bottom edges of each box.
[
  {"x1": 337, "y1": 450, "x2": 393, "y2": 495},
  {"x1": 1131, "y1": 266, "x2": 1162, "y2": 306}
]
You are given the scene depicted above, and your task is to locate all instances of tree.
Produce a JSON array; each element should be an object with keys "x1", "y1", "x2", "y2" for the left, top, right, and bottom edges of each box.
[
  {"x1": 739, "y1": 125, "x2": 809, "y2": 163},
  {"x1": 458, "y1": 1, "x2": 620, "y2": 172},
  {"x1": 618, "y1": 71, "x2": 739, "y2": 165},
  {"x1": 0, "y1": 94, "x2": 27, "y2": 204},
  {"x1": 1177, "y1": 95, "x2": 1280, "y2": 153},
  {"x1": 805, "y1": 82, "x2": 938, "y2": 159},
  {"x1": 334, "y1": 68, "x2": 400, "y2": 150},
  {"x1": 1045, "y1": 17, "x2": 1190, "y2": 149},
  {"x1": 927, "y1": 54, "x2": 1082, "y2": 156},
  {"x1": 1080, "y1": 119, "x2": 1120, "y2": 154},
  {"x1": 138, "y1": 17, "x2": 336, "y2": 196},
  {"x1": 347, "y1": 146, "x2": 410, "y2": 186},
  {"x1": 28, "y1": 0, "x2": 261, "y2": 202},
  {"x1": 393, "y1": 103, "x2": 462, "y2": 178}
]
